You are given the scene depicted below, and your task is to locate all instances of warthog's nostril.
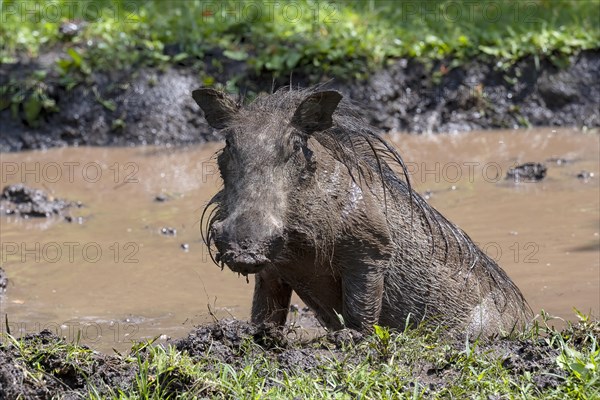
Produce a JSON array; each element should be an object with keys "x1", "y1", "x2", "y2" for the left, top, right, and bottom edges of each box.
[
  {"x1": 234, "y1": 254, "x2": 252, "y2": 265},
  {"x1": 217, "y1": 247, "x2": 270, "y2": 274},
  {"x1": 231, "y1": 252, "x2": 269, "y2": 266},
  {"x1": 249, "y1": 253, "x2": 269, "y2": 264}
]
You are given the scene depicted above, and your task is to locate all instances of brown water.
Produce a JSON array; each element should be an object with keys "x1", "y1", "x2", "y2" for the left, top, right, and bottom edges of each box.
[{"x1": 0, "y1": 128, "x2": 598, "y2": 352}]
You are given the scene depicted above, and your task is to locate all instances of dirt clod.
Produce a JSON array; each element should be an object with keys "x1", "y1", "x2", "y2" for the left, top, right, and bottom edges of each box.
[
  {"x1": 506, "y1": 163, "x2": 547, "y2": 182},
  {"x1": 0, "y1": 184, "x2": 79, "y2": 218}
]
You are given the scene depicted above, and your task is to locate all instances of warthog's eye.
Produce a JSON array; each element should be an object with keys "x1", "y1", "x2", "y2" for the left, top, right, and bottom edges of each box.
[{"x1": 292, "y1": 140, "x2": 302, "y2": 152}]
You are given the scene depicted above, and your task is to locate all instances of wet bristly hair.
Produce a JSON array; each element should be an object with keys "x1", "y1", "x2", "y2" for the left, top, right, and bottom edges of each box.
[{"x1": 200, "y1": 86, "x2": 530, "y2": 319}]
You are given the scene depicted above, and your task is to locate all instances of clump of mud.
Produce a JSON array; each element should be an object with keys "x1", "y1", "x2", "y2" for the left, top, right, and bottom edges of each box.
[
  {"x1": 173, "y1": 320, "x2": 325, "y2": 376},
  {"x1": 506, "y1": 162, "x2": 548, "y2": 182},
  {"x1": 0, "y1": 184, "x2": 81, "y2": 218}
]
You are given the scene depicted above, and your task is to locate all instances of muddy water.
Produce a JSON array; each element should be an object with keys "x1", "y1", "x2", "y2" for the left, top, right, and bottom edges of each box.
[{"x1": 0, "y1": 128, "x2": 598, "y2": 352}]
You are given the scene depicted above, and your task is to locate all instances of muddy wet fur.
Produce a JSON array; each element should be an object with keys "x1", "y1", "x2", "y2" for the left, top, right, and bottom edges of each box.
[{"x1": 196, "y1": 86, "x2": 533, "y2": 338}]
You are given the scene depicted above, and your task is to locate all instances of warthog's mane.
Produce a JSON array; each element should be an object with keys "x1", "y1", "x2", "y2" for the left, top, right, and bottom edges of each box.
[{"x1": 200, "y1": 86, "x2": 529, "y2": 317}]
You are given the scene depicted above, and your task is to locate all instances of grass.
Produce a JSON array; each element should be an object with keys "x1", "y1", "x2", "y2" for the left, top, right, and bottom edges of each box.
[
  {"x1": 1, "y1": 311, "x2": 599, "y2": 398},
  {"x1": 1, "y1": 0, "x2": 599, "y2": 80}
]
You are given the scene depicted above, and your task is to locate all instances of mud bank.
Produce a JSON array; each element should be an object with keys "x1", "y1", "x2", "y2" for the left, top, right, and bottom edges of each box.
[
  {"x1": 1, "y1": 50, "x2": 598, "y2": 152},
  {"x1": 0, "y1": 319, "x2": 595, "y2": 399}
]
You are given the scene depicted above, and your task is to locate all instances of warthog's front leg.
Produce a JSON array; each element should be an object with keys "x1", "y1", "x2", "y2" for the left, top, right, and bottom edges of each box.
[
  {"x1": 341, "y1": 265, "x2": 385, "y2": 331},
  {"x1": 251, "y1": 265, "x2": 292, "y2": 326}
]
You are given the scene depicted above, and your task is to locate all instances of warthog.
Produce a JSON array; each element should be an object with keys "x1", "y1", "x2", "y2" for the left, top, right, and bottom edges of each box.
[{"x1": 194, "y1": 86, "x2": 532, "y2": 337}]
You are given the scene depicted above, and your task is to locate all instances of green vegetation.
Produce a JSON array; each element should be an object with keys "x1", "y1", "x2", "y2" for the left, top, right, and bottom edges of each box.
[
  {"x1": 1, "y1": 311, "x2": 599, "y2": 398},
  {"x1": 1, "y1": 0, "x2": 599, "y2": 79}
]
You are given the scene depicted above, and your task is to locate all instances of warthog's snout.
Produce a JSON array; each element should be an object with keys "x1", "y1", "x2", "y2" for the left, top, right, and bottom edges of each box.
[{"x1": 211, "y1": 220, "x2": 283, "y2": 274}]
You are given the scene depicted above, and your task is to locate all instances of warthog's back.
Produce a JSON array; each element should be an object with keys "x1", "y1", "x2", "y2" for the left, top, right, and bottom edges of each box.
[{"x1": 379, "y1": 168, "x2": 531, "y2": 335}]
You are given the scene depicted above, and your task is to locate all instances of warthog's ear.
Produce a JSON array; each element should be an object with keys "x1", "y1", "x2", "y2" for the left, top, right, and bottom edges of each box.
[
  {"x1": 291, "y1": 90, "x2": 342, "y2": 134},
  {"x1": 192, "y1": 88, "x2": 238, "y2": 129}
]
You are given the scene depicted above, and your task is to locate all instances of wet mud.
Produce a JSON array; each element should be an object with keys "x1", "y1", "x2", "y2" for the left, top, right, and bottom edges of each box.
[
  {"x1": 1, "y1": 50, "x2": 599, "y2": 152},
  {"x1": 347, "y1": 50, "x2": 600, "y2": 134}
]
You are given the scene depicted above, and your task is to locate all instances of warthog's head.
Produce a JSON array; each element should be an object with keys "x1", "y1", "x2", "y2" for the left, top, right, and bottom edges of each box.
[{"x1": 194, "y1": 88, "x2": 342, "y2": 275}]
